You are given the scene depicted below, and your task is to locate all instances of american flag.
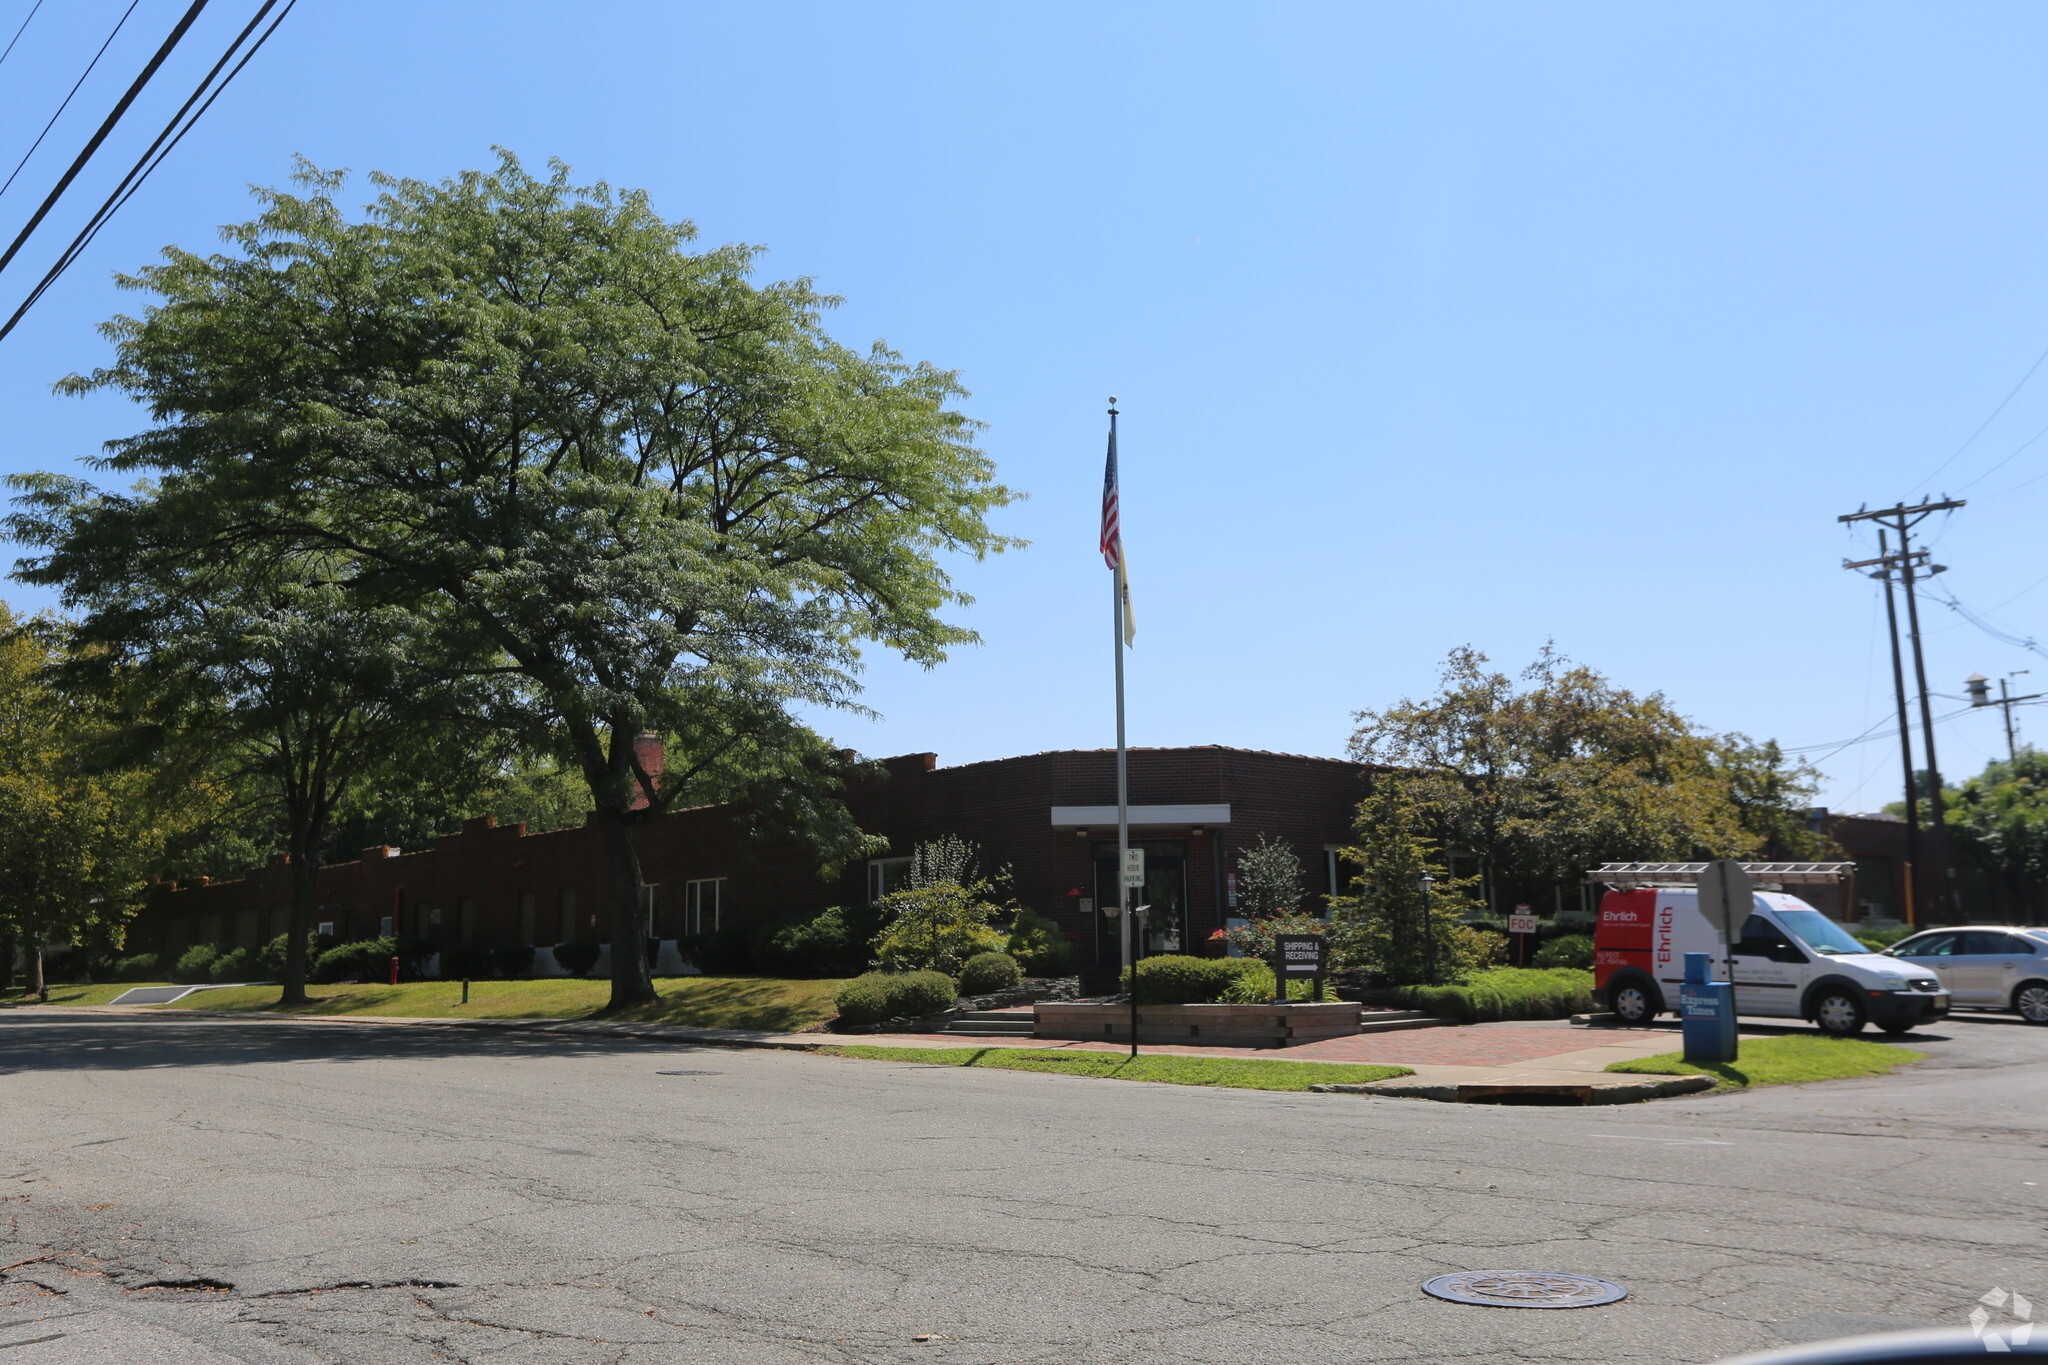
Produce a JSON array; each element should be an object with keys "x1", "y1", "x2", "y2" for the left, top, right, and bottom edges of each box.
[{"x1": 1100, "y1": 410, "x2": 1121, "y2": 570}]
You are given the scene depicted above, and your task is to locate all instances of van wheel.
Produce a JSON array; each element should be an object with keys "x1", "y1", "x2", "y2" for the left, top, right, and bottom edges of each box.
[
  {"x1": 1610, "y1": 980, "x2": 1658, "y2": 1024},
  {"x1": 1812, "y1": 988, "x2": 1867, "y2": 1036},
  {"x1": 2013, "y1": 981, "x2": 2048, "y2": 1025}
]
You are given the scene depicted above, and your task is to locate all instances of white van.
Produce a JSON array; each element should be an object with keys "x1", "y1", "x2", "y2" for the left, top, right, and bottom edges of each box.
[{"x1": 1595, "y1": 886, "x2": 1950, "y2": 1036}]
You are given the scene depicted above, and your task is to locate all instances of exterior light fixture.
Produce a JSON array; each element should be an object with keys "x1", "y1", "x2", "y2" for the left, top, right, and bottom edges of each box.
[{"x1": 1966, "y1": 673, "x2": 1991, "y2": 707}]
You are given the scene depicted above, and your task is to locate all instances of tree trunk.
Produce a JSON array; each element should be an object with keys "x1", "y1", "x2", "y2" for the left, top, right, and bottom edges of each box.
[
  {"x1": 30, "y1": 942, "x2": 45, "y2": 995},
  {"x1": 596, "y1": 805, "x2": 656, "y2": 1010},
  {"x1": 0, "y1": 928, "x2": 14, "y2": 991},
  {"x1": 280, "y1": 844, "x2": 322, "y2": 1007}
]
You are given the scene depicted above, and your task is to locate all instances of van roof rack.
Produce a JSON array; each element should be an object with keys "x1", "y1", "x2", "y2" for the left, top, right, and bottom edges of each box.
[{"x1": 1587, "y1": 862, "x2": 1854, "y2": 888}]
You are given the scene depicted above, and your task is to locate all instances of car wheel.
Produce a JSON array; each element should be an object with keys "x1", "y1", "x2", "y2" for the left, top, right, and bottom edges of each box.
[
  {"x1": 1812, "y1": 988, "x2": 1867, "y2": 1036},
  {"x1": 2014, "y1": 980, "x2": 2048, "y2": 1025},
  {"x1": 1610, "y1": 980, "x2": 1657, "y2": 1024}
]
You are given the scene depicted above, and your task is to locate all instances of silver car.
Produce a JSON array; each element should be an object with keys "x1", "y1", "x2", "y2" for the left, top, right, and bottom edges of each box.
[{"x1": 1884, "y1": 925, "x2": 2048, "y2": 1024}]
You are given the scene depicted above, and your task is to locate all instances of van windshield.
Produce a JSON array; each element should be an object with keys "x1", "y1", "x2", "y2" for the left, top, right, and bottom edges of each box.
[{"x1": 1773, "y1": 908, "x2": 1868, "y2": 956}]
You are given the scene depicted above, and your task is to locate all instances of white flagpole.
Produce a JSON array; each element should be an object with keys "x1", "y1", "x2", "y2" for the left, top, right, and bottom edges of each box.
[{"x1": 1108, "y1": 399, "x2": 1134, "y2": 1054}]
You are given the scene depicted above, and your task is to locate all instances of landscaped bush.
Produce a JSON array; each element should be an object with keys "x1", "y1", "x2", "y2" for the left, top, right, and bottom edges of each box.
[
  {"x1": 209, "y1": 947, "x2": 258, "y2": 982},
  {"x1": 257, "y1": 932, "x2": 325, "y2": 978},
  {"x1": 173, "y1": 943, "x2": 221, "y2": 984},
  {"x1": 871, "y1": 882, "x2": 1004, "y2": 975},
  {"x1": 1118, "y1": 954, "x2": 1268, "y2": 1005},
  {"x1": 490, "y1": 945, "x2": 535, "y2": 978},
  {"x1": 437, "y1": 944, "x2": 494, "y2": 980},
  {"x1": 958, "y1": 951, "x2": 1022, "y2": 996},
  {"x1": 113, "y1": 952, "x2": 163, "y2": 981},
  {"x1": 1215, "y1": 961, "x2": 1318, "y2": 1003},
  {"x1": 1004, "y1": 907, "x2": 1072, "y2": 975},
  {"x1": 1395, "y1": 966, "x2": 1596, "y2": 1023},
  {"x1": 553, "y1": 940, "x2": 601, "y2": 978},
  {"x1": 832, "y1": 970, "x2": 959, "y2": 1025},
  {"x1": 311, "y1": 937, "x2": 397, "y2": 984},
  {"x1": 1853, "y1": 924, "x2": 1916, "y2": 950},
  {"x1": 1531, "y1": 934, "x2": 1594, "y2": 970},
  {"x1": 678, "y1": 925, "x2": 754, "y2": 975},
  {"x1": 757, "y1": 905, "x2": 876, "y2": 978}
]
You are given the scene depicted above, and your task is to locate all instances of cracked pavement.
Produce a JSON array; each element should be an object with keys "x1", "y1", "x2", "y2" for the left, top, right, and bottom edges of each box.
[{"x1": 1, "y1": 1010, "x2": 2044, "y2": 1363}]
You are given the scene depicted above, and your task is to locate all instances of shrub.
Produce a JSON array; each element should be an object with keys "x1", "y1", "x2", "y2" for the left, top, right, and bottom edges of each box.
[
  {"x1": 1395, "y1": 967, "x2": 1596, "y2": 1023},
  {"x1": 959, "y1": 951, "x2": 1022, "y2": 996},
  {"x1": 1531, "y1": 934, "x2": 1594, "y2": 969},
  {"x1": 677, "y1": 925, "x2": 753, "y2": 975},
  {"x1": 553, "y1": 940, "x2": 601, "y2": 977},
  {"x1": 210, "y1": 947, "x2": 258, "y2": 982},
  {"x1": 1004, "y1": 907, "x2": 1072, "y2": 975},
  {"x1": 1118, "y1": 954, "x2": 1268, "y2": 1005},
  {"x1": 173, "y1": 943, "x2": 220, "y2": 984},
  {"x1": 257, "y1": 932, "x2": 324, "y2": 979},
  {"x1": 438, "y1": 944, "x2": 494, "y2": 980},
  {"x1": 1216, "y1": 961, "x2": 1318, "y2": 1003},
  {"x1": 759, "y1": 905, "x2": 877, "y2": 978},
  {"x1": 113, "y1": 952, "x2": 163, "y2": 981},
  {"x1": 871, "y1": 881, "x2": 1004, "y2": 975},
  {"x1": 312, "y1": 937, "x2": 397, "y2": 984},
  {"x1": 490, "y1": 945, "x2": 535, "y2": 978},
  {"x1": 1853, "y1": 924, "x2": 1916, "y2": 950},
  {"x1": 833, "y1": 969, "x2": 959, "y2": 1025}
]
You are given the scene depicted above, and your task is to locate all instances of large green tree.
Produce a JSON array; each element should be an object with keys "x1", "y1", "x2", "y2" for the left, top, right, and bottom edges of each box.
[
  {"x1": 17, "y1": 154, "x2": 1014, "y2": 1008},
  {"x1": 1934, "y1": 749, "x2": 2048, "y2": 920},
  {"x1": 1350, "y1": 646, "x2": 1831, "y2": 911}
]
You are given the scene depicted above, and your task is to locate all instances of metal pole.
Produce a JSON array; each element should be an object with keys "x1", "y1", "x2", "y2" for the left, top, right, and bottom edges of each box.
[
  {"x1": 1110, "y1": 401, "x2": 1134, "y2": 1058},
  {"x1": 1874, "y1": 533, "x2": 1922, "y2": 925},
  {"x1": 1897, "y1": 544, "x2": 1953, "y2": 919},
  {"x1": 2002, "y1": 678, "x2": 2018, "y2": 763}
]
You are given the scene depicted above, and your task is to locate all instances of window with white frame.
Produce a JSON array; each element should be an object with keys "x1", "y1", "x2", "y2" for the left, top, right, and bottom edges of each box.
[
  {"x1": 867, "y1": 857, "x2": 912, "y2": 903},
  {"x1": 1324, "y1": 848, "x2": 1362, "y2": 914},
  {"x1": 684, "y1": 878, "x2": 725, "y2": 935}
]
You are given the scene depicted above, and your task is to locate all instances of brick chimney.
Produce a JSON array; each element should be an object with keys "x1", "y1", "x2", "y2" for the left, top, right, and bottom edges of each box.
[{"x1": 630, "y1": 731, "x2": 665, "y2": 810}]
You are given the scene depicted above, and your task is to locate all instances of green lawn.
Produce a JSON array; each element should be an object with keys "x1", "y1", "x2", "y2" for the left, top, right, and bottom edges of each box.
[
  {"x1": 1605, "y1": 1035, "x2": 1927, "y2": 1089},
  {"x1": 818, "y1": 1044, "x2": 1414, "y2": 1092},
  {"x1": 147, "y1": 977, "x2": 844, "y2": 1032},
  {"x1": 0, "y1": 982, "x2": 163, "y2": 1007}
]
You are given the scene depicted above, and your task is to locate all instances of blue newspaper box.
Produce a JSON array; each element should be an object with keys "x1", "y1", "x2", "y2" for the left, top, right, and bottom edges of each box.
[{"x1": 1679, "y1": 951, "x2": 1737, "y2": 1065}]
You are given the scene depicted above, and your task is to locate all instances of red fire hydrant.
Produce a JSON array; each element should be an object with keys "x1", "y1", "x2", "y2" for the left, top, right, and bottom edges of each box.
[{"x1": 389, "y1": 955, "x2": 400, "y2": 986}]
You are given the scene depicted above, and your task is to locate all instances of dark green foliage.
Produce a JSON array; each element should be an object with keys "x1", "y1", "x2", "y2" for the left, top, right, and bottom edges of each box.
[
  {"x1": 1003, "y1": 907, "x2": 1071, "y2": 975},
  {"x1": 678, "y1": 926, "x2": 753, "y2": 975},
  {"x1": 209, "y1": 946, "x2": 258, "y2": 982},
  {"x1": 490, "y1": 944, "x2": 534, "y2": 978},
  {"x1": 1395, "y1": 967, "x2": 1596, "y2": 1023},
  {"x1": 113, "y1": 952, "x2": 163, "y2": 981},
  {"x1": 958, "y1": 951, "x2": 1022, "y2": 996},
  {"x1": 258, "y1": 932, "x2": 321, "y2": 978},
  {"x1": 1117, "y1": 954, "x2": 1267, "y2": 1005},
  {"x1": 311, "y1": 937, "x2": 397, "y2": 983},
  {"x1": 1531, "y1": 933, "x2": 1594, "y2": 969},
  {"x1": 437, "y1": 944, "x2": 494, "y2": 980},
  {"x1": 1236, "y1": 833, "x2": 1307, "y2": 917},
  {"x1": 553, "y1": 940, "x2": 601, "y2": 978},
  {"x1": 1327, "y1": 776, "x2": 1487, "y2": 986},
  {"x1": 832, "y1": 969, "x2": 958, "y2": 1024},
  {"x1": 1853, "y1": 924, "x2": 1916, "y2": 950},
  {"x1": 173, "y1": 943, "x2": 220, "y2": 983},
  {"x1": 758, "y1": 905, "x2": 877, "y2": 978}
]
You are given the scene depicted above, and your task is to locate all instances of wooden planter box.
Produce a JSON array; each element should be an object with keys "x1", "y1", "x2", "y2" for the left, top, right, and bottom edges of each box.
[{"x1": 1033, "y1": 1001, "x2": 1363, "y2": 1047}]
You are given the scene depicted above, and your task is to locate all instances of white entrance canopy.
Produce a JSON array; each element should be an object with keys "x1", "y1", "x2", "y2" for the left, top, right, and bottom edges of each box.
[
  {"x1": 1050, "y1": 804, "x2": 1231, "y2": 828},
  {"x1": 1587, "y1": 862, "x2": 1853, "y2": 888}
]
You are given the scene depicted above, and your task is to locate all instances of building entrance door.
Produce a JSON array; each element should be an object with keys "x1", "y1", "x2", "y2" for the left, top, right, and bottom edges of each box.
[{"x1": 1093, "y1": 842, "x2": 1187, "y2": 966}]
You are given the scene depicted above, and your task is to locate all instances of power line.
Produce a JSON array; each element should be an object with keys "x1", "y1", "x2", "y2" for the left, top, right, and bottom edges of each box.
[
  {"x1": 0, "y1": 0, "x2": 209, "y2": 282},
  {"x1": 1906, "y1": 340, "x2": 2048, "y2": 497},
  {"x1": 0, "y1": 0, "x2": 144, "y2": 202},
  {"x1": 0, "y1": 0, "x2": 44, "y2": 71},
  {"x1": 0, "y1": 0, "x2": 294, "y2": 344}
]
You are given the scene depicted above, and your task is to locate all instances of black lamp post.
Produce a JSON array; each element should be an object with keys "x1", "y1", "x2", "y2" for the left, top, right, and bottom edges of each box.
[{"x1": 1416, "y1": 871, "x2": 1437, "y2": 985}]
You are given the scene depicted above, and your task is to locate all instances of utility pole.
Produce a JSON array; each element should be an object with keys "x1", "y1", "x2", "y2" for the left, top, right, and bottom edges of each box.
[
  {"x1": 1845, "y1": 533, "x2": 1921, "y2": 923},
  {"x1": 1841, "y1": 497, "x2": 1965, "y2": 922},
  {"x1": 1965, "y1": 671, "x2": 2042, "y2": 763}
]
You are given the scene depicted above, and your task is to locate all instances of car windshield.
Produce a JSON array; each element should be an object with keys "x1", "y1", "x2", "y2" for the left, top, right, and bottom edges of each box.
[{"x1": 1772, "y1": 908, "x2": 1868, "y2": 955}]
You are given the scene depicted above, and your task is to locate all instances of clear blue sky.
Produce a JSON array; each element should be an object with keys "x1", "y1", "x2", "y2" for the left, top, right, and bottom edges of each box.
[{"x1": 4, "y1": 1, "x2": 2048, "y2": 813}]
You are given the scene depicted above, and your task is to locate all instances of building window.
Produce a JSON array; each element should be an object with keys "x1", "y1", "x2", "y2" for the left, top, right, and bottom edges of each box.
[
  {"x1": 1323, "y1": 848, "x2": 1361, "y2": 913},
  {"x1": 518, "y1": 893, "x2": 536, "y2": 946},
  {"x1": 867, "y1": 857, "x2": 912, "y2": 903},
  {"x1": 557, "y1": 889, "x2": 577, "y2": 944},
  {"x1": 685, "y1": 878, "x2": 724, "y2": 935}
]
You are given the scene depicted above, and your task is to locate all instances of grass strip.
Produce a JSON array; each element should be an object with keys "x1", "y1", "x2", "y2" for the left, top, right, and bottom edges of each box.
[
  {"x1": 817, "y1": 1044, "x2": 1413, "y2": 1092},
  {"x1": 131, "y1": 977, "x2": 843, "y2": 1032},
  {"x1": 1605, "y1": 1034, "x2": 1927, "y2": 1090},
  {"x1": 0, "y1": 982, "x2": 157, "y2": 1007}
]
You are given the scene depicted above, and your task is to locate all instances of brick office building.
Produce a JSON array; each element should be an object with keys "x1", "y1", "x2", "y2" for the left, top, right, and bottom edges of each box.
[{"x1": 129, "y1": 746, "x2": 1380, "y2": 980}]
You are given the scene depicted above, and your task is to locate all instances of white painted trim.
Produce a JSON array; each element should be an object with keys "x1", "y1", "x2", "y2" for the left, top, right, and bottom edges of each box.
[{"x1": 1049, "y1": 804, "x2": 1231, "y2": 827}]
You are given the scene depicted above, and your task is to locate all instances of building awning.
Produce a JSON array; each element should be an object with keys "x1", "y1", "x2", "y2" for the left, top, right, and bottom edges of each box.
[{"x1": 1050, "y1": 804, "x2": 1230, "y2": 827}]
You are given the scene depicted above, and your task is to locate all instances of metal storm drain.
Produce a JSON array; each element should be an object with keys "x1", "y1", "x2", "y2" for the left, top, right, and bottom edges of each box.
[
  {"x1": 655, "y1": 1069, "x2": 721, "y2": 1076},
  {"x1": 1422, "y1": 1272, "x2": 1628, "y2": 1309}
]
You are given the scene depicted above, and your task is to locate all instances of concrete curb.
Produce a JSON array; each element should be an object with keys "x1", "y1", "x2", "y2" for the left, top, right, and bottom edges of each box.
[{"x1": 1309, "y1": 1074, "x2": 1717, "y2": 1104}]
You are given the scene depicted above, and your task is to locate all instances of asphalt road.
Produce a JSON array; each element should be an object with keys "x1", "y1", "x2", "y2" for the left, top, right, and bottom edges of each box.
[{"x1": 2, "y1": 1010, "x2": 2045, "y2": 1364}]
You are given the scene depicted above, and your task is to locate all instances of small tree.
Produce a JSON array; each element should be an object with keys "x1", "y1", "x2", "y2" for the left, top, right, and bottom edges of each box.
[
  {"x1": 1328, "y1": 777, "x2": 1484, "y2": 986},
  {"x1": 870, "y1": 883, "x2": 1003, "y2": 976},
  {"x1": 1235, "y1": 833, "x2": 1305, "y2": 919},
  {"x1": 907, "y1": 834, "x2": 980, "y2": 891}
]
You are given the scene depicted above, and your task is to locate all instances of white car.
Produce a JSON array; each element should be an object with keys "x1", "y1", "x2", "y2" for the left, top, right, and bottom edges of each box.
[{"x1": 1884, "y1": 926, "x2": 2048, "y2": 1024}]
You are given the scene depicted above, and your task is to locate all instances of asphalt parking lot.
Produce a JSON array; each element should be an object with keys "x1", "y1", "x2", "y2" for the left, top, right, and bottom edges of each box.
[{"x1": 1, "y1": 1007, "x2": 2043, "y2": 1364}]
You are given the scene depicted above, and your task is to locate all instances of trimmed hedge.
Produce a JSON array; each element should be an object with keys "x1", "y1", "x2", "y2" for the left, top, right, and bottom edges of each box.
[
  {"x1": 757, "y1": 905, "x2": 879, "y2": 978},
  {"x1": 833, "y1": 970, "x2": 959, "y2": 1025},
  {"x1": 1004, "y1": 907, "x2": 1072, "y2": 975},
  {"x1": 1396, "y1": 967, "x2": 1596, "y2": 1023},
  {"x1": 677, "y1": 926, "x2": 753, "y2": 975},
  {"x1": 173, "y1": 944, "x2": 220, "y2": 984},
  {"x1": 490, "y1": 945, "x2": 535, "y2": 978},
  {"x1": 312, "y1": 937, "x2": 397, "y2": 984},
  {"x1": 1117, "y1": 954, "x2": 1268, "y2": 1005},
  {"x1": 1531, "y1": 934, "x2": 1594, "y2": 969},
  {"x1": 210, "y1": 947, "x2": 258, "y2": 983},
  {"x1": 959, "y1": 951, "x2": 1022, "y2": 996},
  {"x1": 113, "y1": 952, "x2": 163, "y2": 982},
  {"x1": 552, "y1": 940, "x2": 601, "y2": 977}
]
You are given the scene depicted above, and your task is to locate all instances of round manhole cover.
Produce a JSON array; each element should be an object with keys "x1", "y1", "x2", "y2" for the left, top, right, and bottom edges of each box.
[
  {"x1": 1422, "y1": 1272, "x2": 1627, "y2": 1309},
  {"x1": 655, "y1": 1069, "x2": 721, "y2": 1076}
]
